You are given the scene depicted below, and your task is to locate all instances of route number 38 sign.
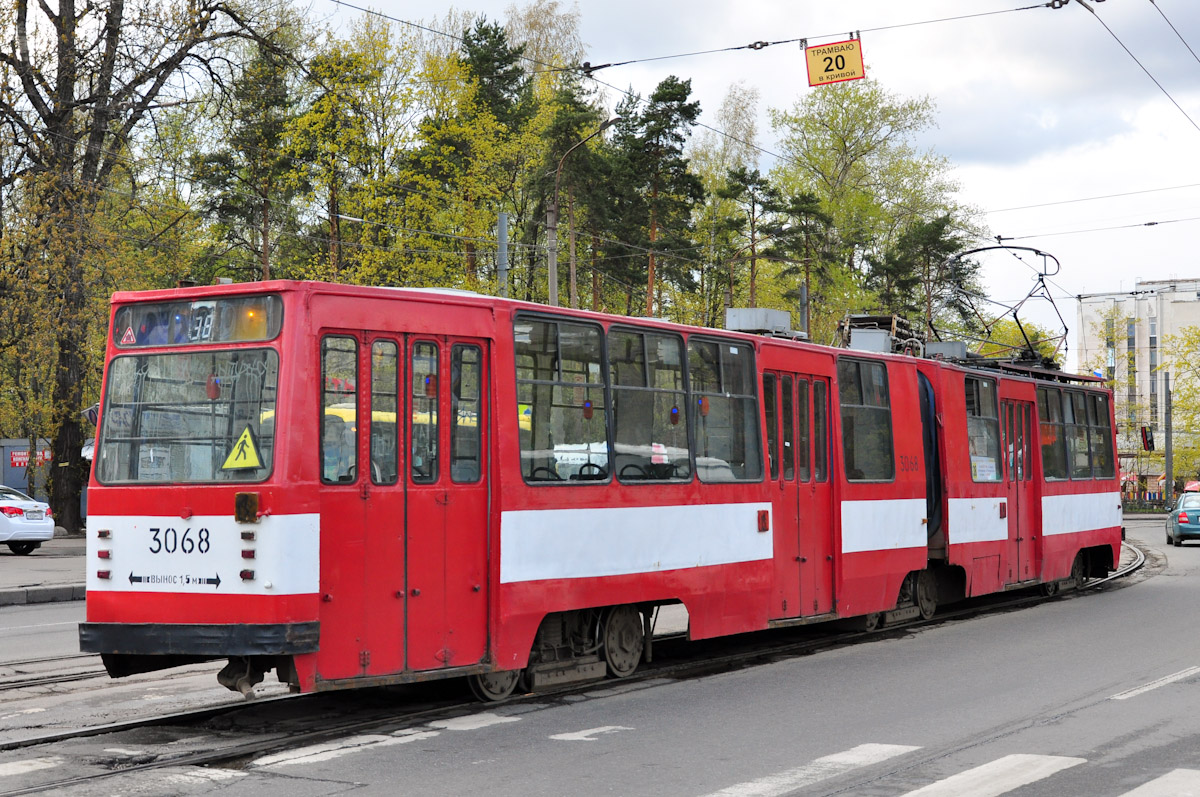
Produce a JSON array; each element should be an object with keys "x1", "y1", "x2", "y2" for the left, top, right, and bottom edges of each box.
[{"x1": 805, "y1": 39, "x2": 866, "y2": 87}]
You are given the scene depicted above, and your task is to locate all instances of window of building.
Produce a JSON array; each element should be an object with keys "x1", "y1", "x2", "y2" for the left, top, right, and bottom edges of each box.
[
  {"x1": 837, "y1": 359, "x2": 894, "y2": 481},
  {"x1": 321, "y1": 336, "x2": 358, "y2": 484},
  {"x1": 1037, "y1": 387, "x2": 1068, "y2": 480},
  {"x1": 515, "y1": 318, "x2": 608, "y2": 482},
  {"x1": 965, "y1": 377, "x2": 1002, "y2": 482},
  {"x1": 609, "y1": 329, "x2": 690, "y2": 482},
  {"x1": 688, "y1": 338, "x2": 762, "y2": 482}
]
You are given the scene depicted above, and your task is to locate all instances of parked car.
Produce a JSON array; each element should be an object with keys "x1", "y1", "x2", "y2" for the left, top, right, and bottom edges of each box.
[
  {"x1": 1166, "y1": 492, "x2": 1200, "y2": 547},
  {"x1": 0, "y1": 485, "x2": 54, "y2": 555}
]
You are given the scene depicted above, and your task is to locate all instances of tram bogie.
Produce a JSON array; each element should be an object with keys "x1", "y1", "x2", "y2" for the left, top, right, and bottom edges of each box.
[{"x1": 79, "y1": 281, "x2": 1122, "y2": 700}]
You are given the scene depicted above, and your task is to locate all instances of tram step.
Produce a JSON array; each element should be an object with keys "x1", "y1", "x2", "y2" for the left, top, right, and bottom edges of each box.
[{"x1": 526, "y1": 657, "x2": 607, "y2": 690}]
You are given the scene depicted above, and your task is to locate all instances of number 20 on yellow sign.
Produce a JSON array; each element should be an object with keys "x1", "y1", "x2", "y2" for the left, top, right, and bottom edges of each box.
[{"x1": 805, "y1": 39, "x2": 865, "y2": 87}]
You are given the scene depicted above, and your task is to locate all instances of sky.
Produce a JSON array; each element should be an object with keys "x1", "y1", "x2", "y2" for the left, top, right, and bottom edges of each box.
[{"x1": 327, "y1": 0, "x2": 1200, "y2": 369}]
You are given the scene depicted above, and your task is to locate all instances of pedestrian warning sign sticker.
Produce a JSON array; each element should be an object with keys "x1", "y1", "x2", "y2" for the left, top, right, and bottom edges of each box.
[
  {"x1": 120, "y1": 327, "x2": 137, "y2": 345},
  {"x1": 222, "y1": 426, "x2": 263, "y2": 470}
]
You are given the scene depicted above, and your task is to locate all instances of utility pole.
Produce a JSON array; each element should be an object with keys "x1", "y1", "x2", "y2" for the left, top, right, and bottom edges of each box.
[
  {"x1": 1165, "y1": 369, "x2": 1173, "y2": 506},
  {"x1": 497, "y1": 212, "x2": 509, "y2": 298},
  {"x1": 548, "y1": 117, "x2": 621, "y2": 307}
]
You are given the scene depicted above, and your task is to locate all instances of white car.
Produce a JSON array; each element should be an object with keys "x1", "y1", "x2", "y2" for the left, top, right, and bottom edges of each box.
[{"x1": 0, "y1": 485, "x2": 54, "y2": 555}]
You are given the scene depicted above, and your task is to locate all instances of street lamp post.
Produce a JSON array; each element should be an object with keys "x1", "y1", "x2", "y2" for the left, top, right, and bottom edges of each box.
[{"x1": 547, "y1": 117, "x2": 621, "y2": 307}]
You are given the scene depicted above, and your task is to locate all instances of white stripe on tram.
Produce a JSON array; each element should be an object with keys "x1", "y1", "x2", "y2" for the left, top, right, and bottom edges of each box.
[
  {"x1": 1120, "y1": 769, "x2": 1200, "y2": 796},
  {"x1": 840, "y1": 498, "x2": 927, "y2": 553},
  {"x1": 701, "y1": 743, "x2": 921, "y2": 797},
  {"x1": 1041, "y1": 491, "x2": 1122, "y2": 536},
  {"x1": 1110, "y1": 666, "x2": 1200, "y2": 701},
  {"x1": 899, "y1": 754, "x2": 1085, "y2": 797},
  {"x1": 500, "y1": 502, "x2": 772, "y2": 583}
]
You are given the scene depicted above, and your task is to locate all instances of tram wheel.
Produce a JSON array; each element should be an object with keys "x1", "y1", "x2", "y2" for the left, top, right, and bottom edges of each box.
[
  {"x1": 468, "y1": 669, "x2": 521, "y2": 702},
  {"x1": 915, "y1": 570, "x2": 938, "y2": 620},
  {"x1": 1041, "y1": 580, "x2": 1060, "y2": 597},
  {"x1": 1070, "y1": 553, "x2": 1087, "y2": 591},
  {"x1": 603, "y1": 605, "x2": 645, "y2": 678},
  {"x1": 861, "y1": 612, "x2": 882, "y2": 632}
]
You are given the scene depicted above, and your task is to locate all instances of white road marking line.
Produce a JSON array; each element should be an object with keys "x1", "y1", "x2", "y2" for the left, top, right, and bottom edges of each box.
[
  {"x1": 1111, "y1": 666, "x2": 1200, "y2": 700},
  {"x1": 164, "y1": 767, "x2": 246, "y2": 784},
  {"x1": 253, "y1": 731, "x2": 440, "y2": 768},
  {"x1": 900, "y1": 753, "x2": 1085, "y2": 796},
  {"x1": 429, "y1": 712, "x2": 520, "y2": 731},
  {"x1": 0, "y1": 708, "x2": 45, "y2": 720},
  {"x1": 549, "y1": 725, "x2": 633, "y2": 742},
  {"x1": 0, "y1": 757, "x2": 62, "y2": 778},
  {"x1": 104, "y1": 748, "x2": 147, "y2": 756},
  {"x1": 1120, "y1": 768, "x2": 1200, "y2": 796},
  {"x1": 702, "y1": 743, "x2": 921, "y2": 797},
  {"x1": 0, "y1": 621, "x2": 79, "y2": 632}
]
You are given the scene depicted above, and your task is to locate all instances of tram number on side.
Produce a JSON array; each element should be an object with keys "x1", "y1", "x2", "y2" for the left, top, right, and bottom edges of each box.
[
  {"x1": 148, "y1": 527, "x2": 211, "y2": 555},
  {"x1": 898, "y1": 454, "x2": 921, "y2": 474}
]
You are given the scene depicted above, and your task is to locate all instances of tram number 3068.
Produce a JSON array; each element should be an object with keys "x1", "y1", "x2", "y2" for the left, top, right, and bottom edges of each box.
[{"x1": 147, "y1": 527, "x2": 211, "y2": 555}]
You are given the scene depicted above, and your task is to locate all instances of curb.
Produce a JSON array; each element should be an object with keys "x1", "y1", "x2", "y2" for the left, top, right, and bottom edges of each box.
[{"x1": 0, "y1": 584, "x2": 86, "y2": 607}]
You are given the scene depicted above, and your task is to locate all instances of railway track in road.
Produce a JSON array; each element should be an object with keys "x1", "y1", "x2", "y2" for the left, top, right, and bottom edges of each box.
[
  {"x1": 0, "y1": 541, "x2": 1148, "y2": 796},
  {"x1": 0, "y1": 653, "x2": 107, "y2": 694}
]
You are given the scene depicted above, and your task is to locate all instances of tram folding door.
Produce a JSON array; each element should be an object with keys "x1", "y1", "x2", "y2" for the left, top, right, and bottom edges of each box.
[
  {"x1": 1000, "y1": 398, "x2": 1036, "y2": 584},
  {"x1": 403, "y1": 336, "x2": 490, "y2": 673},
  {"x1": 764, "y1": 370, "x2": 834, "y2": 621},
  {"x1": 317, "y1": 333, "x2": 490, "y2": 682}
]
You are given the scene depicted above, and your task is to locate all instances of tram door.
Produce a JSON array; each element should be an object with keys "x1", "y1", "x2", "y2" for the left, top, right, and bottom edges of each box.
[
  {"x1": 765, "y1": 371, "x2": 835, "y2": 620},
  {"x1": 404, "y1": 337, "x2": 490, "y2": 672},
  {"x1": 1001, "y1": 399, "x2": 1036, "y2": 582}
]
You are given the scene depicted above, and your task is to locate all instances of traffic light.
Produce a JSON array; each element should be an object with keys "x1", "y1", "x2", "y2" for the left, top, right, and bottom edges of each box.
[{"x1": 1141, "y1": 425, "x2": 1155, "y2": 451}]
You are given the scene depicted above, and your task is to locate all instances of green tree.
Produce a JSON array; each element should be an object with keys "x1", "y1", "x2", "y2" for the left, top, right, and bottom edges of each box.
[
  {"x1": 610, "y1": 76, "x2": 703, "y2": 317},
  {"x1": 193, "y1": 45, "x2": 301, "y2": 281},
  {"x1": 0, "y1": 0, "x2": 292, "y2": 528}
]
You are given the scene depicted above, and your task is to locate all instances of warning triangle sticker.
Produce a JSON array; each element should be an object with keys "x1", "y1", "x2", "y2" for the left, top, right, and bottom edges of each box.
[
  {"x1": 120, "y1": 327, "x2": 137, "y2": 345},
  {"x1": 222, "y1": 426, "x2": 263, "y2": 470}
]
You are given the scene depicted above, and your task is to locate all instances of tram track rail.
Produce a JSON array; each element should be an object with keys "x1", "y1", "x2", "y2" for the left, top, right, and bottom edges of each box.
[{"x1": 0, "y1": 540, "x2": 1148, "y2": 796}]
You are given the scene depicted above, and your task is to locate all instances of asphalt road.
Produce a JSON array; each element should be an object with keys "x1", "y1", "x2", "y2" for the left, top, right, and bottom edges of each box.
[{"x1": 3, "y1": 517, "x2": 1199, "y2": 796}]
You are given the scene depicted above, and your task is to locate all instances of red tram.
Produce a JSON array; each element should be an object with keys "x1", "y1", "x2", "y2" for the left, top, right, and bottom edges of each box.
[{"x1": 79, "y1": 281, "x2": 1122, "y2": 699}]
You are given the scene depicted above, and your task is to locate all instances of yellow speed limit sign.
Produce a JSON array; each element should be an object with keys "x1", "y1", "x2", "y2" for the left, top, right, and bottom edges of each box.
[{"x1": 806, "y1": 39, "x2": 865, "y2": 87}]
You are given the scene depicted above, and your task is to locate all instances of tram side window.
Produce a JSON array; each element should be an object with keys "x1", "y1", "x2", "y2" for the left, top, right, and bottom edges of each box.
[
  {"x1": 814, "y1": 380, "x2": 828, "y2": 482},
  {"x1": 797, "y1": 379, "x2": 812, "y2": 481},
  {"x1": 1064, "y1": 391, "x2": 1092, "y2": 479},
  {"x1": 514, "y1": 318, "x2": 608, "y2": 483},
  {"x1": 1037, "y1": 387, "x2": 1068, "y2": 480},
  {"x1": 764, "y1": 374, "x2": 779, "y2": 479},
  {"x1": 837, "y1": 359, "x2": 895, "y2": 482},
  {"x1": 610, "y1": 330, "x2": 690, "y2": 482},
  {"x1": 411, "y1": 342, "x2": 439, "y2": 483},
  {"x1": 370, "y1": 341, "x2": 399, "y2": 485},
  {"x1": 781, "y1": 375, "x2": 795, "y2": 480},
  {"x1": 1090, "y1": 393, "x2": 1116, "y2": 479},
  {"x1": 321, "y1": 336, "x2": 358, "y2": 484},
  {"x1": 965, "y1": 377, "x2": 1002, "y2": 482},
  {"x1": 689, "y1": 339, "x2": 763, "y2": 483},
  {"x1": 451, "y1": 345, "x2": 483, "y2": 483}
]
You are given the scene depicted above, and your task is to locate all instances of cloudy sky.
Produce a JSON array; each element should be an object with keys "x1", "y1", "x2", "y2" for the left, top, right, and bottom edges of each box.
[{"x1": 330, "y1": 0, "x2": 1200, "y2": 367}]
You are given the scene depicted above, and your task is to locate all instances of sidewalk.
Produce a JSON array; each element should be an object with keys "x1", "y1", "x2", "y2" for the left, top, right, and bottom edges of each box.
[{"x1": 0, "y1": 531, "x2": 86, "y2": 606}]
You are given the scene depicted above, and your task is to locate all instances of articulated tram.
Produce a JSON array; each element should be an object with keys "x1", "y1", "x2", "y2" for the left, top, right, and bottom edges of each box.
[{"x1": 80, "y1": 281, "x2": 1121, "y2": 699}]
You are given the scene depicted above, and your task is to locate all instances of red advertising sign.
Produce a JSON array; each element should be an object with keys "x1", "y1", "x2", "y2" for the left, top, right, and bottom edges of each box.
[{"x1": 10, "y1": 449, "x2": 52, "y2": 468}]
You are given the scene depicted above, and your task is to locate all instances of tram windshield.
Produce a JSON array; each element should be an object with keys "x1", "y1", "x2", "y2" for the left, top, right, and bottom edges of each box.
[{"x1": 94, "y1": 349, "x2": 278, "y2": 484}]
